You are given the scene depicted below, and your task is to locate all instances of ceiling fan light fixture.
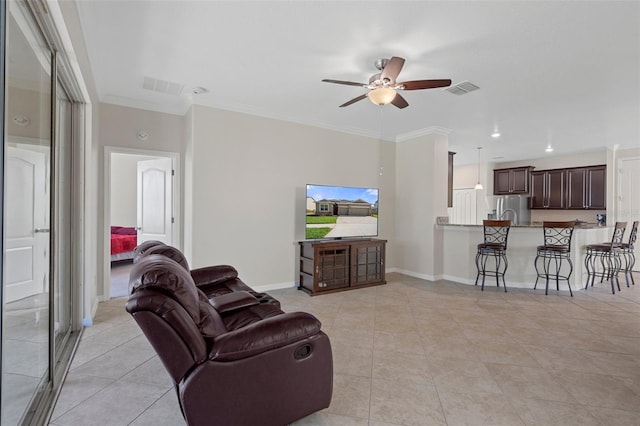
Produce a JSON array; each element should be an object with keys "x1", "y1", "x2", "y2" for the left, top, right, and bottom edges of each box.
[{"x1": 368, "y1": 87, "x2": 396, "y2": 105}]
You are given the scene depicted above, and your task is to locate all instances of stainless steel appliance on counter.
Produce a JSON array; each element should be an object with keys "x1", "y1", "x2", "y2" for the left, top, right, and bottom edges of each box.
[{"x1": 493, "y1": 195, "x2": 530, "y2": 225}]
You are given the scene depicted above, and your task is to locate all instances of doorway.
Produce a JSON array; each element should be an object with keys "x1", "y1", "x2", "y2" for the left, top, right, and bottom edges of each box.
[{"x1": 105, "y1": 148, "x2": 180, "y2": 299}]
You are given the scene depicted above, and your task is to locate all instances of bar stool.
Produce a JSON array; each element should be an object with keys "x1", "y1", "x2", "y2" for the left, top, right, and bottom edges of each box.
[
  {"x1": 475, "y1": 220, "x2": 511, "y2": 292},
  {"x1": 621, "y1": 220, "x2": 638, "y2": 287},
  {"x1": 533, "y1": 221, "x2": 575, "y2": 296},
  {"x1": 584, "y1": 221, "x2": 627, "y2": 294}
]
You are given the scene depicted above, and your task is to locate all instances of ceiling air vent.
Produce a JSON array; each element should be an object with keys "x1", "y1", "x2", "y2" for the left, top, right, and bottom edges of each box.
[
  {"x1": 445, "y1": 81, "x2": 480, "y2": 95},
  {"x1": 142, "y1": 76, "x2": 184, "y2": 96}
]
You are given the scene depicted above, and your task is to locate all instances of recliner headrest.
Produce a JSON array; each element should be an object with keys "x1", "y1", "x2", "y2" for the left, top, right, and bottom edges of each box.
[
  {"x1": 144, "y1": 244, "x2": 190, "y2": 271},
  {"x1": 133, "y1": 240, "x2": 165, "y2": 263},
  {"x1": 129, "y1": 255, "x2": 225, "y2": 337}
]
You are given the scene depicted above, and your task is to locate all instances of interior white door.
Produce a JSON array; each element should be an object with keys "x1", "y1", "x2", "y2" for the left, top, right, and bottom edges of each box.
[
  {"x1": 452, "y1": 189, "x2": 477, "y2": 225},
  {"x1": 5, "y1": 147, "x2": 48, "y2": 302},
  {"x1": 618, "y1": 157, "x2": 640, "y2": 224},
  {"x1": 137, "y1": 157, "x2": 173, "y2": 245}
]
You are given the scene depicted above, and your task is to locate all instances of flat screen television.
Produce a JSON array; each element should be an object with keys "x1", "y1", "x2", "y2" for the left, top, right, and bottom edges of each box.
[{"x1": 305, "y1": 184, "x2": 379, "y2": 239}]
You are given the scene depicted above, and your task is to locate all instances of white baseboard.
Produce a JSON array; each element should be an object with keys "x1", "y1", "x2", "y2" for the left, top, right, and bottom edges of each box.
[
  {"x1": 252, "y1": 281, "x2": 297, "y2": 292},
  {"x1": 391, "y1": 268, "x2": 441, "y2": 282},
  {"x1": 388, "y1": 270, "x2": 576, "y2": 291}
]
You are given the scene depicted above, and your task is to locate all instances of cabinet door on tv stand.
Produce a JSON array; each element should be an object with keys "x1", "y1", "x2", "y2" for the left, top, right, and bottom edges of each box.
[
  {"x1": 315, "y1": 245, "x2": 349, "y2": 292},
  {"x1": 350, "y1": 241, "x2": 385, "y2": 286}
]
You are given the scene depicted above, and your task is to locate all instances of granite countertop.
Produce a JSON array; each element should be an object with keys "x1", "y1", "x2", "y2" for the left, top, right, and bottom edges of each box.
[{"x1": 440, "y1": 222, "x2": 607, "y2": 229}]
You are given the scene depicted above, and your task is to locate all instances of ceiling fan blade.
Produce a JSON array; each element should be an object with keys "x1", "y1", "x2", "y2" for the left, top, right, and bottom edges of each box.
[
  {"x1": 391, "y1": 93, "x2": 409, "y2": 109},
  {"x1": 380, "y1": 56, "x2": 405, "y2": 82},
  {"x1": 322, "y1": 79, "x2": 366, "y2": 87},
  {"x1": 339, "y1": 94, "x2": 368, "y2": 107},
  {"x1": 399, "y1": 79, "x2": 452, "y2": 90}
]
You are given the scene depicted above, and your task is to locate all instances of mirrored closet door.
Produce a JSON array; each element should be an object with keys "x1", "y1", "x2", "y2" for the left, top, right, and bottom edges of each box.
[{"x1": 2, "y1": 1, "x2": 80, "y2": 424}]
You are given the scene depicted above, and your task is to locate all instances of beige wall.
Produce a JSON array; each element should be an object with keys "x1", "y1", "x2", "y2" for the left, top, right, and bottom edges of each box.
[
  {"x1": 6, "y1": 86, "x2": 50, "y2": 139},
  {"x1": 188, "y1": 105, "x2": 396, "y2": 288},
  {"x1": 394, "y1": 132, "x2": 448, "y2": 280},
  {"x1": 452, "y1": 163, "x2": 476, "y2": 189}
]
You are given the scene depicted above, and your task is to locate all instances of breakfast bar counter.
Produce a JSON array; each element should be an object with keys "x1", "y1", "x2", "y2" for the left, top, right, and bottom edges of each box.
[{"x1": 440, "y1": 223, "x2": 611, "y2": 291}]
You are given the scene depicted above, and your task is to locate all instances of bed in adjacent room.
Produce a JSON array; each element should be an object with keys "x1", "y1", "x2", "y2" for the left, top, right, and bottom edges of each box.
[{"x1": 110, "y1": 226, "x2": 137, "y2": 262}]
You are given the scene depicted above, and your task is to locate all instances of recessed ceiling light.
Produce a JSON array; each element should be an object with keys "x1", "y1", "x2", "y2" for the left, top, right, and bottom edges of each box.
[
  {"x1": 192, "y1": 86, "x2": 209, "y2": 95},
  {"x1": 491, "y1": 132, "x2": 501, "y2": 138},
  {"x1": 545, "y1": 144, "x2": 554, "y2": 153},
  {"x1": 137, "y1": 130, "x2": 149, "y2": 141}
]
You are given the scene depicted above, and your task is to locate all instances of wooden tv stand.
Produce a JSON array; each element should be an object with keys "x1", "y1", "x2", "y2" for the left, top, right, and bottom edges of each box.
[{"x1": 298, "y1": 238, "x2": 386, "y2": 296}]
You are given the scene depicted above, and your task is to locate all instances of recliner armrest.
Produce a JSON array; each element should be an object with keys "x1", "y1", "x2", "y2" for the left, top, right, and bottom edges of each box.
[
  {"x1": 209, "y1": 312, "x2": 321, "y2": 361},
  {"x1": 191, "y1": 265, "x2": 238, "y2": 287},
  {"x1": 209, "y1": 291, "x2": 259, "y2": 314}
]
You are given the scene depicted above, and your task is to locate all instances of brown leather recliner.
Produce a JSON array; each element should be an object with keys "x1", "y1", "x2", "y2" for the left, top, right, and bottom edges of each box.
[
  {"x1": 135, "y1": 244, "x2": 284, "y2": 330},
  {"x1": 138, "y1": 243, "x2": 278, "y2": 302},
  {"x1": 126, "y1": 255, "x2": 333, "y2": 426}
]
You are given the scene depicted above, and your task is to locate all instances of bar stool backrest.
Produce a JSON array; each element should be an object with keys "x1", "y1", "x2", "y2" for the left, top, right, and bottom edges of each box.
[
  {"x1": 482, "y1": 220, "x2": 511, "y2": 249},
  {"x1": 627, "y1": 221, "x2": 638, "y2": 248},
  {"x1": 610, "y1": 221, "x2": 627, "y2": 248},
  {"x1": 541, "y1": 221, "x2": 575, "y2": 250}
]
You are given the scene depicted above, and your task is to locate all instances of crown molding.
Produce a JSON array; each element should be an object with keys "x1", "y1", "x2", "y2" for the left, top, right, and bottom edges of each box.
[
  {"x1": 98, "y1": 95, "x2": 441, "y2": 144},
  {"x1": 395, "y1": 126, "x2": 451, "y2": 143},
  {"x1": 193, "y1": 100, "x2": 392, "y2": 141}
]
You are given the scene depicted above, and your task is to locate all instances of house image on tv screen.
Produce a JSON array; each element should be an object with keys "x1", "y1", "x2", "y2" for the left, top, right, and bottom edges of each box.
[
  {"x1": 314, "y1": 199, "x2": 376, "y2": 216},
  {"x1": 305, "y1": 184, "x2": 379, "y2": 239}
]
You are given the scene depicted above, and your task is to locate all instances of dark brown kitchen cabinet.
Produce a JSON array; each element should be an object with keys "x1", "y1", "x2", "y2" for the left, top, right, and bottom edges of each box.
[
  {"x1": 566, "y1": 166, "x2": 606, "y2": 210},
  {"x1": 529, "y1": 170, "x2": 566, "y2": 209},
  {"x1": 493, "y1": 167, "x2": 533, "y2": 195}
]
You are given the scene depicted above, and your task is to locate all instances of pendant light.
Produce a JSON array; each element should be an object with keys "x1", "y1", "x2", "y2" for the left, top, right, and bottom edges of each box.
[{"x1": 474, "y1": 147, "x2": 483, "y2": 190}]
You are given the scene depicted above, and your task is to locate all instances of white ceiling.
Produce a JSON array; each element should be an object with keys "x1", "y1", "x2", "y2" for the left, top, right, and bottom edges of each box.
[{"x1": 73, "y1": 1, "x2": 640, "y2": 164}]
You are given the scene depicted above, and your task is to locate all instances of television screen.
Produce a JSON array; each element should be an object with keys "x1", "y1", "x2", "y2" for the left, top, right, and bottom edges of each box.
[{"x1": 305, "y1": 184, "x2": 379, "y2": 239}]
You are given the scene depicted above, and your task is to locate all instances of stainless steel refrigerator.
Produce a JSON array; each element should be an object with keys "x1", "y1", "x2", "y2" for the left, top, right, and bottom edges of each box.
[{"x1": 494, "y1": 195, "x2": 530, "y2": 225}]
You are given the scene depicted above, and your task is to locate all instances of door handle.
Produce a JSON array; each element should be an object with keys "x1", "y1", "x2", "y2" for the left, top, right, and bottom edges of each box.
[
  {"x1": 136, "y1": 227, "x2": 142, "y2": 230},
  {"x1": 35, "y1": 228, "x2": 50, "y2": 233}
]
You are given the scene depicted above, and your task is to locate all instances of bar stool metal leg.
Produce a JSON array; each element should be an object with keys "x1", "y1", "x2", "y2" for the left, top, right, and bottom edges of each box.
[{"x1": 501, "y1": 251, "x2": 508, "y2": 292}]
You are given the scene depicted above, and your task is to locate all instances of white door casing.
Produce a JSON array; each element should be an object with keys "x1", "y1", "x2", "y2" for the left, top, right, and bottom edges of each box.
[
  {"x1": 137, "y1": 157, "x2": 173, "y2": 245},
  {"x1": 5, "y1": 147, "x2": 48, "y2": 302},
  {"x1": 617, "y1": 157, "x2": 640, "y2": 224}
]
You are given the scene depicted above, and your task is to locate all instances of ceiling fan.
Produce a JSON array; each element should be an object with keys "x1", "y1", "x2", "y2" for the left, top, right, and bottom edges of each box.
[{"x1": 322, "y1": 56, "x2": 452, "y2": 109}]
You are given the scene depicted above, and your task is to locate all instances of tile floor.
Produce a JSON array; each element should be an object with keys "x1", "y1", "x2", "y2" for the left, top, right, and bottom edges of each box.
[
  {"x1": 110, "y1": 261, "x2": 134, "y2": 299},
  {"x1": 49, "y1": 273, "x2": 640, "y2": 425}
]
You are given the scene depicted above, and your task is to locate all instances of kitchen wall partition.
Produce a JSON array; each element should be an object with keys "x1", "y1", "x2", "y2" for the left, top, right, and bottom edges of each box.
[{"x1": 2, "y1": 1, "x2": 85, "y2": 424}]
